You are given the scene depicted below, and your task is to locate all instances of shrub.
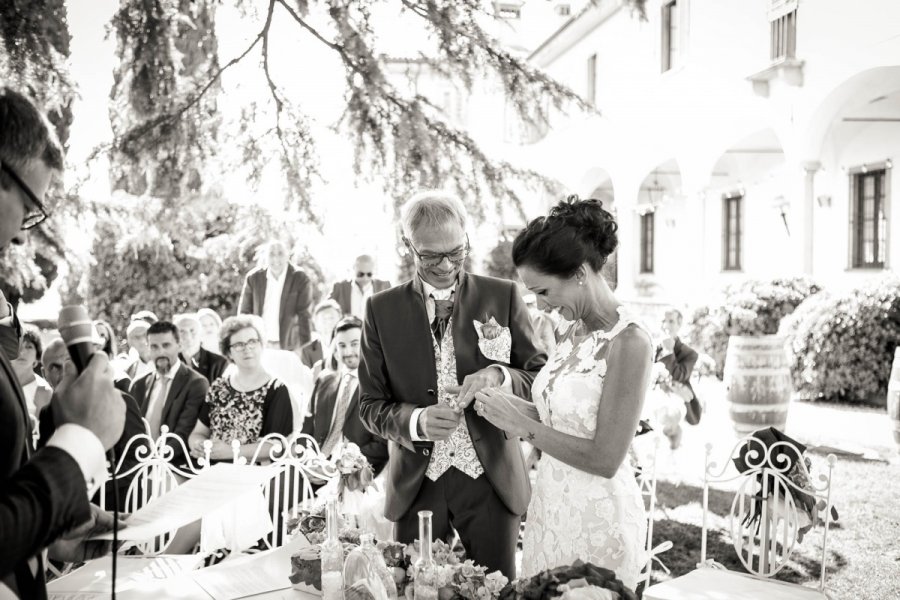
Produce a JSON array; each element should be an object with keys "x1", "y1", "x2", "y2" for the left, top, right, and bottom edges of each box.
[
  {"x1": 483, "y1": 239, "x2": 518, "y2": 281},
  {"x1": 783, "y1": 275, "x2": 900, "y2": 404},
  {"x1": 685, "y1": 276, "x2": 822, "y2": 379}
]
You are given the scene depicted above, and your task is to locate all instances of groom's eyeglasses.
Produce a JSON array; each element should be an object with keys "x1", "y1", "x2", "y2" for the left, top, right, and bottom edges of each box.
[{"x1": 404, "y1": 235, "x2": 470, "y2": 267}]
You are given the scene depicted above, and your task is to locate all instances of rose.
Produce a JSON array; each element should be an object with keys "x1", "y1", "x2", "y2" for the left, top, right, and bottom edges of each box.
[
  {"x1": 559, "y1": 586, "x2": 617, "y2": 600},
  {"x1": 482, "y1": 318, "x2": 502, "y2": 340},
  {"x1": 484, "y1": 572, "x2": 508, "y2": 596}
]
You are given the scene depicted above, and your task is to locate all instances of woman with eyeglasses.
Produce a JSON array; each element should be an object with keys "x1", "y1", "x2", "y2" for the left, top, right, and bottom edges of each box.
[{"x1": 187, "y1": 315, "x2": 293, "y2": 464}]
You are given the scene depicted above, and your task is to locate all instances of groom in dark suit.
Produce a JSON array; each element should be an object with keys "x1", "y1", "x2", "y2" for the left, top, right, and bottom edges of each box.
[{"x1": 358, "y1": 191, "x2": 546, "y2": 578}]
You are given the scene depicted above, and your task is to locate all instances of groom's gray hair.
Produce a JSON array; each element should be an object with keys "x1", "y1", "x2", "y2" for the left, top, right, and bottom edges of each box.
[{"x1": 400, "y1": 190, "x2": 469, "y2": 240}]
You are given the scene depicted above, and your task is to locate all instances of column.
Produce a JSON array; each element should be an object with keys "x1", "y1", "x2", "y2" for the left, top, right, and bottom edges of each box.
[{"x1": 801, "y1": 161, "x2": 821, "y2": 274}]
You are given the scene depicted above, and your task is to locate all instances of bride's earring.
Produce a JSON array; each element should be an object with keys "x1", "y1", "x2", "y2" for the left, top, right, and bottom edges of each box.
[{"x1": 578, "y1": 280, "x2": 584, "y2": 286}]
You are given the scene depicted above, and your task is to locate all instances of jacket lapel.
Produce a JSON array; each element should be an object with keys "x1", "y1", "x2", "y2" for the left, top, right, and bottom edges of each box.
[
  {"x1": 451, "y1": 272, "x2": 477, "y2": 383},
  {"x1": 315, "y1": 372, "x2": 340, "y2": 444},
  {"x1": 161, "y1": 365, "x2": 189, "y2": 426},
  {"x1": 279, "y1": 264, "x2": 296, "y2": 312},
  {"x1": 0, "y1": 348, "x2": 32, "y2": 459},
  {"x1": 255, "y1": 270, "x2": 267, "y2": 314}
]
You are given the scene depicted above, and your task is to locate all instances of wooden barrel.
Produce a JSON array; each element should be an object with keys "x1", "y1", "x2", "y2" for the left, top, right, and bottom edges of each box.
[
  {"x1": 887, "y1": 347, "x2": 900, "y2": 454},
  {"x1": 723, "y1": 335, "x2": 792, "y2": 434}
]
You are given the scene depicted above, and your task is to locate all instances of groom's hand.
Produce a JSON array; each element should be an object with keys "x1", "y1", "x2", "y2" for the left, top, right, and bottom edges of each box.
[
  {"x1": 417, "y1": 406, "x2": 461, "y2": 441},
  {"x1": 447, "y1": 367, "x2": 503, "y2": 411}
]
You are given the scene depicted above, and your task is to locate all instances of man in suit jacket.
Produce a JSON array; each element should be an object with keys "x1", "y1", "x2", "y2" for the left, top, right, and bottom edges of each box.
[
  {"x1": 130, "y1": 321, "x2": 208, "y2": 462},
  {"x1": 329, "y1": 254, "x2": 391, "y2": 318},
  {"x1": 124, "y1": 318, "x2": 153, "y2": 381},
  {"x1": 175, "y1": 312, "x2": 227, "y2": 383},
  {"x1": 359, "y1": 191, "x2": 546, "y2": 579},
  {"x1": 299, "y1": 299, "x2": 342, "y2": 371},
  {"x1": 1, "y1": 86, "x2": 124, "y2": 599},
  {"x1": 39, "y1": 338, "x2": 145, "y2": 511},
  {"x1": 238, "y1": 241, "x2": 313, "y2": 351},
  {"x1": 302, "y1": 316, "x2": 388, "y2": 475},
  {"x1": 657, "y1": 308, "x2": 702, "y2": 434}
]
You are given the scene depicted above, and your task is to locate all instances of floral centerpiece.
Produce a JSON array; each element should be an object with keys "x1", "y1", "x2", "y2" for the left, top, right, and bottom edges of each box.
[
  {"x1": 288, "y1": 514, "x2": 509, "y2": 600},
  {"x1": 498, "y1": 561, "x2": 637, "y2": 600}
]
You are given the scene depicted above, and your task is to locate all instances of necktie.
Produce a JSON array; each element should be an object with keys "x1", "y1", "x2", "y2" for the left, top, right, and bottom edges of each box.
[
  {"x1": 147, "y1": 375, "x2": 169, "y2": 438},
  {"x1": 431, "y1": 296, "x2": 454, "y2": 344},
  {"x1": 321, "y1": 372, "x2": 355, "y2": 456}
]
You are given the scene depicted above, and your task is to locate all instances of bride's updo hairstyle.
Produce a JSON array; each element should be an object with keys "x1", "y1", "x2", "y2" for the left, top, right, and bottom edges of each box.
[{"x1": 512, "y1": 195, "x2": 618, "y2": 278}]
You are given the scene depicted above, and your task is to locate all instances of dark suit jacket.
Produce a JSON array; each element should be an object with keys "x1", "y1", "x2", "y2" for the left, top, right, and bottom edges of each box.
[
  {"x1": 1, "y1": 313, "x2": 91, "y2": 599},
  {"x1": 238, "y1": 263, "x2": 313, "y2": 350},
  {"x1": 330, "y1": 279, "x2": 391, "y2": 316},
  {"x1": 180, "y1": 347, "x2": 228, "y2": 384},
  {"x1": 299, "y1": 338, "x2": 324, "y2": 369},
  {"x1": 37, "y1": 390, "x2": 145, "y2": 511},
  {"x1": 301, "y1": 371, "x2": 388, "y2": 475},
  {"x1": 657, "y1": 337, "x2": 702, "y2": 425},
  {"x1": 358, "y1": 273, "x2": 546, "y2": 521},
  {"x1": 129, "y1": 364, "x2": 208, "y2": 462}
]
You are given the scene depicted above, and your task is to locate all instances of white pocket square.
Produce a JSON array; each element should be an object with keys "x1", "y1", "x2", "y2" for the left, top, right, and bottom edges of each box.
[{"x1": 474, "y1": 317, "x2": 512, "y2": 363}]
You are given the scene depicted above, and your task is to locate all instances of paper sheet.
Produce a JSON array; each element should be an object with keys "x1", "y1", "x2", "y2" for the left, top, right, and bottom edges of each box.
[
  {"x1": 191, "y1": 533, "x2": 311, "y2": 600},
  {"x1": 47, "y1": 555, "x2": 205, "y2": 594},
  {"x1": 91, "y1": 463, "x2": 280, "y2": 541}
]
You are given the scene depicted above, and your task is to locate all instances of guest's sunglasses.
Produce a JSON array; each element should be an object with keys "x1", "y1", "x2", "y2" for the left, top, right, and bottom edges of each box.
[
  {"x1": 1, "y1": 160, "x2": 48, "y2": 230},
  {"x1": 356, "y1": 271, "x2": 373, "y2": 278}
]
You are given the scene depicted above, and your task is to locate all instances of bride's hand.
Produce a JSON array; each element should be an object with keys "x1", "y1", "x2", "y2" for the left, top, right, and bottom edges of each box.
[{"x1": 474, "y1": 388, "x2": 537, "y2": 438}]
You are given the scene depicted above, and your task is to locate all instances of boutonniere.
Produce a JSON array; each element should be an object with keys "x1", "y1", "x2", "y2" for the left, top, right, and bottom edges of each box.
[{"x1": 474, "y1": 316, "x2": 512, "y2": 363}]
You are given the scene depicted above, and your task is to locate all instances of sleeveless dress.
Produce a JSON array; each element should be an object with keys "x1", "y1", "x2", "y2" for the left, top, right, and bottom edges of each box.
[{"x1": 521, "y1": 307, "x2": 649, "y2": 590}]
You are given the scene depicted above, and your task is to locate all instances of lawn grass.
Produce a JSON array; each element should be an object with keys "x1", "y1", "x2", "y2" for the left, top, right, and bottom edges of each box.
[{"x1": 643, "y1": 450, "x2": 900, "y2": 599}]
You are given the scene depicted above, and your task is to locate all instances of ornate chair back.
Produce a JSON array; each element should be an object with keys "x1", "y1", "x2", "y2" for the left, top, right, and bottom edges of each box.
[
  {"x1": 97, "y1": 420, "x2": 209, "y2": 555},
  {"x1": 700, "y1": 436, "x2": 837, "y2": 591},
  {"x1": 247, "y1": 431, "x2": 339, "y2": 549}
]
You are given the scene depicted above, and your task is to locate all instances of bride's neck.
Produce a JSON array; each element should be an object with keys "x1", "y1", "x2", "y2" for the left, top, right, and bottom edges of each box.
[{"x1": 582, "y1": 301, "x2": 622, "y2": 334}]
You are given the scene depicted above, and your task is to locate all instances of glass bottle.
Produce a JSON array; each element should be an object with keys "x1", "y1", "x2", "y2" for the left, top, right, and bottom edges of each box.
[
  {"x1": 359, "y1": 533, "x2": 398, "y2": 600},
  {"x1": 413, "y1": 510, "x2": 437, "y2": 600},
  {"x1": 321, "y1": 497, "x2": 344, "y2": 600}
]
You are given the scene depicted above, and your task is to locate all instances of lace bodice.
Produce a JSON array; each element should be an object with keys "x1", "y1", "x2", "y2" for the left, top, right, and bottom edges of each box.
[{"x1": 532, "y1": 306, "x2": 644, "y2": 439}]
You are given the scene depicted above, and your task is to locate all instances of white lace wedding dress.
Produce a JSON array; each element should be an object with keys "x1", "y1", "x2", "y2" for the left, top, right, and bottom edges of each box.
[{"x1": 521, "y1": 307, "x2": 648, "y2": 590}]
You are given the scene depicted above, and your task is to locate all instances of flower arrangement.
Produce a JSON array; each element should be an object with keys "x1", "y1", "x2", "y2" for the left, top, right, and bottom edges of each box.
[
  {"x1": 333, "y1": 442, "x2": 375, "y2": 496},
  {"x1": 288, "y1": 514, "x2": 510, "y2": 600},
  {"x1": 498, "y1": 560, "x2": 637, "y2": 600}
]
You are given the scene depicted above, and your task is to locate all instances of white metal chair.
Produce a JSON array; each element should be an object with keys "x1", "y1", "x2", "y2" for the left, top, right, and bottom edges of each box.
[
  {"x1": 644, "y1": 435, "x2": 837, "y2": 599},
  {"x1": 247, "y1": 431, "x2": 339, "y2": 549},
  {"x1": 636, "y1": 434, "x2": 672, "y2": 590},
  {"x1": 97, "y1": 420, "x2": 210, "y2": 555}
]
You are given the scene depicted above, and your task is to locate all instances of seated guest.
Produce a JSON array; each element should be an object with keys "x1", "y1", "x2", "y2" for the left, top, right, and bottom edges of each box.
[
  {"x1": 125, "y1": 318, "x2": 154, "y2": 381},
  {"x1": 301, "y1": 316, "x2": 387, "y2": 474},
  {"x1": 299, "y1": 299, "x2": 341, "y2": 374},
  {"x1": 11, "y1": 326, "x2": 52, "y2": 433},
  {"x1": 175, "y1": 312, "x2": 227, "y2": 384},
  {"x1": 188, "y1": 315, "x2": 293, "y2": 464},
  {"x1": 198, "y1": 307, "x2": 223, "y2": 353},
  {"x1": 93, "y1": 320, "x2": 132, "y2": 393},
  {"x1": 37, "y1": 338, "x2": 145, "y2": 511},
  {"x1": 329, "y1": 254, "x2": 391, "y2": 318},
  {"x1": 130, "y1": 320, "x2": 208, "y2": 462}
]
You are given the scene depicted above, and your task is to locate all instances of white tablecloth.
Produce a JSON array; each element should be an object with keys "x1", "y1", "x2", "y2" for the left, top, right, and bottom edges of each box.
[{"x1": 644, "y1": 568, "x2": 830, "y2": 600}]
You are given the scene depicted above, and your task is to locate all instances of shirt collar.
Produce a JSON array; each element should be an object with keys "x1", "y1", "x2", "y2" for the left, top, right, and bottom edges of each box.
[
  {"x1": 156, "y1": 360, "x2": 180, "y2": 380},
  {"x1": 268, "y1": 267, "x2": 287, "y2": 284},
  {"x1": 420, "y1": 277, "x2": 457, "y2": 300}
]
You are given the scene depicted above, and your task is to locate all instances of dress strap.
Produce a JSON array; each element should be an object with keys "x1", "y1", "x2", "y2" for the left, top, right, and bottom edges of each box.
[{"x1": 596, "y1": 305, "x2": 651, "y2": 342}]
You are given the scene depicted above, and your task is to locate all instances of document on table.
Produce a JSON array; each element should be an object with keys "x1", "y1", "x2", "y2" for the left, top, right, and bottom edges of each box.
[
  {"x1": 192, "y1": 533, "x2": 312, "y2": 600},
  {"x1": 47, "y1": 554, "x2": 206, "y2": 596},
  {"x1": 91, "y1": 463, "x2": 280, "y2": 541}
]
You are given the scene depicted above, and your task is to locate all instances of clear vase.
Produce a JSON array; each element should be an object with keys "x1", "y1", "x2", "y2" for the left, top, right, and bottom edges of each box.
[
  {"x1": 413, "y1": 511, "x2": 437, "y2": 600},
  {"x1": 321, "y1": 497, "x2": 344, "y2": 600},
  {"x1": 359, "y1": 533, "x2": 398, "y2": 600}
]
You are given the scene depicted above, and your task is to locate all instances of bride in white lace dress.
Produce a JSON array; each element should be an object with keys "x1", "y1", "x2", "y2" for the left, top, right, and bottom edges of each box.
[{"x1": 474, "y1": 197, "x2": 652, "y2": 590}]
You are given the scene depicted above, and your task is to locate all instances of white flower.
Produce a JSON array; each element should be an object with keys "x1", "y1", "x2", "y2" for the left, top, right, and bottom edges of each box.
[{"x1": 559, "y1": 585, "x2": 617, "y2": 600}]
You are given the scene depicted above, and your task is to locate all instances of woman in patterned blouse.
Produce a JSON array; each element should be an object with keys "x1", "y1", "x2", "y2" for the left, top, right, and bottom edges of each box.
[{"x1": 188, "y1": 315, "x2": 293, "y2": 463}]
